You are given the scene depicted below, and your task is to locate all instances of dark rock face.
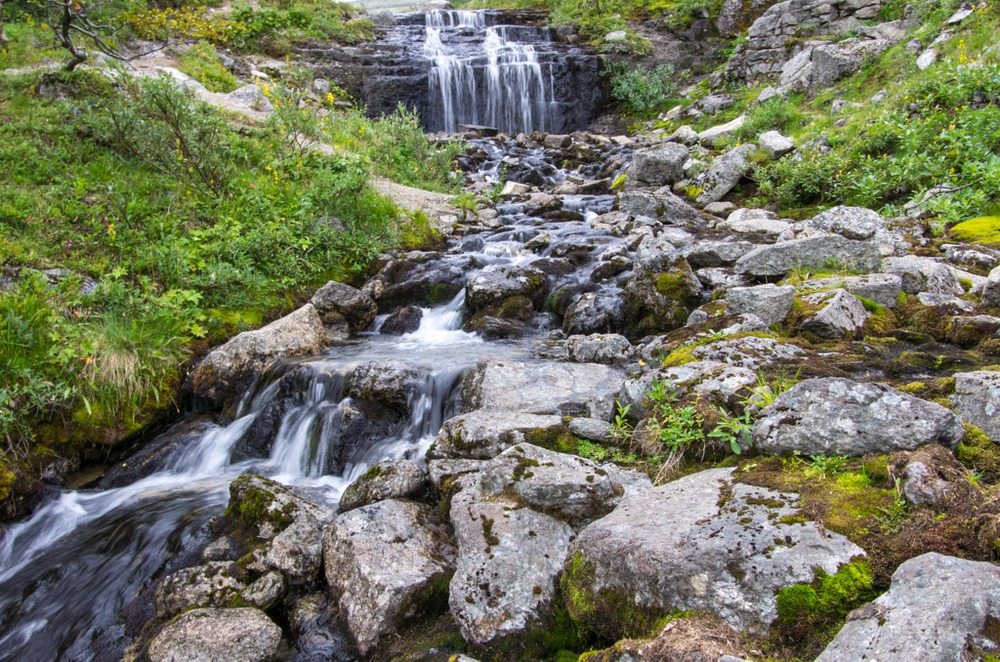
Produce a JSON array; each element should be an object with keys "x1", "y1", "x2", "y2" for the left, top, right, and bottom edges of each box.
[
  {"x1": 381, "y1": 305, "x2": 424, "y2": 335},
  {"x1": 306, "y1": 10, "x2": 606, "y2": 134}
]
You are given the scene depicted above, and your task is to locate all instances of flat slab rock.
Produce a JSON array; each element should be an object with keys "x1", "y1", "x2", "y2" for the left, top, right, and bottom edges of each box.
[
  {"x1": 564, "y1": 468, "x2": 864, "y2": 639},
  {"x1": 817, "y1": 553, "x2": 1000, "y2": 662},
  {"x1": 323, "y1": 499, "x2": 454, "y2": 657},
  {"x1": 753, "y1": 378, "x2": 964, "y2": 456},
  {"x1": 734, "y1": 234, "x2": 882, "y2": 277},
  {"x1": 148, "y1": 607, "x2": 281, "y2": 662},
  {"x1": 463, "y1": 358, "x2": 625, "y2": 420},
  {"x1": 430, "y1": 410, "x2": 566, "y2": 460}
]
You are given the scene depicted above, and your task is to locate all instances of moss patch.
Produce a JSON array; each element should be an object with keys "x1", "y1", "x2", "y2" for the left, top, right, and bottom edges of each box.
[
  {"x1": 949, "y1": 216, "x2": 1000, "y2": 246},
  {"x1": 957, "y1": 424, "x2": 1000, "y2": 483},
  {"x1": 774, "y1": 560, "x2": 874, "y2": 648}
]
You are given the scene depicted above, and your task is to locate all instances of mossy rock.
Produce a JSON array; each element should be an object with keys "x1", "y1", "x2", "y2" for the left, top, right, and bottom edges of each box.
[
  {"x1": 949, "y1": 216, "x2": 1000, "y2": 247},
  {"x1": 562, "y1": 552, "x2": 665, "y2": 641},
  {"x1": 957, "y1": 424, "x2": 1000, "y2": 483}
]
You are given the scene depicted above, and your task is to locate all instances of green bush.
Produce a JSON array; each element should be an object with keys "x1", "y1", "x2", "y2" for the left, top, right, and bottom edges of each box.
[
  {"x1": 603, "y1": 61, "x2": 678, "y2": 116},
  {"x1": 735, "y1": 97, "x2": 805, "y2": 142}
]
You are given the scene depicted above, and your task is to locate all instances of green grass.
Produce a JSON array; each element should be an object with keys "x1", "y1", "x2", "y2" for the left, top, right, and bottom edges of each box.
[{"x1": 0, "y1": 64, "x2": 458, "y2": 467}]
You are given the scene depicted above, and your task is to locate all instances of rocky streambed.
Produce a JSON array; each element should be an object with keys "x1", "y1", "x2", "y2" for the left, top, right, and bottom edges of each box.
[{"x1": 3, "y1": 123, "x2": 1000, "y2": 662}]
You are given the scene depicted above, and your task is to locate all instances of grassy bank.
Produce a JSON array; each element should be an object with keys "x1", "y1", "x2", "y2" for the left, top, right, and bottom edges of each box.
[{"x1": 0, "y1": 54, "x2": 460, "y2": 502}]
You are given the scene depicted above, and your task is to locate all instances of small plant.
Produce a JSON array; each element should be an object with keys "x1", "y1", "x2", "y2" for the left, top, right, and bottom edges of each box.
[
  {"x1": 742, "y1": 368, "x2": 801, "y2": 412},
  {"x1": 603, "y1": 61, "x2": 677, "y2": 116},
  {"x1": 577, "y1": 439, "x2": 609, "y2": 462},
  {"x1": 807, "y1": 454, "x2": 849, "y2": 478},
  {"x1": 708, "y1": 408, "x2": 753, "y2": 454}
]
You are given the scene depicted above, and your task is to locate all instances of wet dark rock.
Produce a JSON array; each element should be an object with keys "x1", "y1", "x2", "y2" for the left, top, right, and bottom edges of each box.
[
  {"x1": 363, "y1": 256, "x2": 475, "y2": 312},
  {"x1": 563, "y1": 292, "x2": 626, "y2": 335},
  {"x1": 310, "y1": 280, "x2": 378, "y2": 335},
  {"x1": 623, "y1": 252, "x2": 702, "y2": 337},
  {"x1": 380, "y1": 305, "x2": 424, "y2": 335},
  {"x1": 339, "y1": 459, "x2": 428, "y2": 512},
  {"x1": 98, "y1": 418, "x2": 216, "y2": 489}
]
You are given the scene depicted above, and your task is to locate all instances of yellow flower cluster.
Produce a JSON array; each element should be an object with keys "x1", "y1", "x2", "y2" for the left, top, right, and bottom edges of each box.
[{"x1": 123, "y1": 7, "x2": 247, "y2": 45}]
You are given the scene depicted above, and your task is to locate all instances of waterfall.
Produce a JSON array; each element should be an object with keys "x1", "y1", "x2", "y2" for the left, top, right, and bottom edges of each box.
[{"x1": 423, "y1": 11, "x2": 554, "y2": 134}]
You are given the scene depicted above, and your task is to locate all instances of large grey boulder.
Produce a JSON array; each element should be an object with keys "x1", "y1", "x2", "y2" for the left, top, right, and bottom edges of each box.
[
  {"x1": 982, "y1": 265, "x2": 1000, "y2": 307},
  {"x1": 883, "y1": 256, "x2": 964, "y2": 296},
  {"x1": 339, "y1": 459, "x2": 427, "y2": 512},
  {"x1": 753, "y1": 378, "x2": 965, "y2": 456},
  {"x1": 464, "y1": 358, "x2": 625, "y2": 421},
  {"x1": 683, "y1": 241, "x2": 756, "y2": 268},
  {"x1": 618, "y1": 189, "x2": 704, "y2": 225},
  {"x1": 698, "y1": 115, "x2": 746, "y2": 147},
  {"x1": 189, "y1": 304, "x2": 327, "y2": 410},
  {"x1": 310, "y1": 280, "x2": 378, "y2": 335},
  {"x1": 148, "y1": 608, "x2": 282, "y2": 662},
  {"x1": 563, "y1": 468, "x2": 864, "y2": 639},
  {"x1": 566, "y1": 333, "x2": 632, "y2": 364},
  {"x1": 719, "y1": 208, "x2": 794, "y2": 237},
  {"x1": 797, "y1": 289, "x2": 870, "y2": 339},
  {"x1": 620, "y1": 361, "x2": 758, "y2": 418},
  {"x1": 430, "y1": 410, "x2": 567, "y2": 460},
  {"x1": 798, "y1": 273, "x2": 903, "y2": 308},
  {"x1": 817, "y1": 553, "x2": 1000, "y2": 662},
  {"x1": 449, "y1": 444, "x2": 646, "y2": 649},
  {"x1": 758, "y1": 130, "x2": 794, "y2": 159},
  {"x1": 630, "y1": 143, "x2": 690, "y2": 185},
  {"x1": 155, "y1": 562, "x2": 245, "y2": 618},
  {"x1": 697, "y1": 143, "x2": 757, "y2": 204},
  {"x1": 725, "y1": 283, "x2": 795, "y2": 327},
  {"x1": 803, "y1": 206, "x2": 884, "y2": 240},
  {"x1": 810, "y1": 38, "x2": 894, "y2": 89},
  {"x1": 465, "y1": 265, "x2": 548, "y2": 314},
  {"x1": 734, "y1": 234, "x2": 882, "y2": 277},
  {"x1": 690, "y1": 335, "x2": 805, "y2": 370},
  {"x1": 951, "y1": 371, "x2": 1000, "y2": 442},
  {"x1": 624, "y1": 250, "x2": 702, "y2": 336},
  {"x1": 323, "y1": 499, "x2": 454, "y2": 657}
]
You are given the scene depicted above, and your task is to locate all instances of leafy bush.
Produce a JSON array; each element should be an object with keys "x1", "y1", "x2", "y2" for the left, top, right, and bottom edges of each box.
[
  {"x1": 603, "y1": 61, "x2": 677, "y2": 116},
  {"x1": 735, "y1": 97, "x2": 805, "y2": 142}
]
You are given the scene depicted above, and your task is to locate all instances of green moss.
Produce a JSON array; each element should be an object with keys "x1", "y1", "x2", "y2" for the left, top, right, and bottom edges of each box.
[
  {"x1": 654, "y1": 272, "x2": 689, "y2": 298},
  {"x1": 0, "y1": 462, "x2": 15, "y2": 502},
  {"x1": 949, "y1": 216, "x2": 1000, "y2": 246},
  {"x1": 956, "y1": 424, "x2": 1000, "y2": 482},
  {"x1": 398, "y1": 210, "x2": 446, "y2": 251},
  {"x1": 774, "y1": 561, "x2": 875, "y2": 644},
  {"x1": 425, "y1": 282, "x2": 452, "y2": 306},
  {"x1": 562, "y1": 552, "x2": 664, "y2": 641},
  {"x1": 524, "y1": 425, "x2": 579, "y2": 455}
]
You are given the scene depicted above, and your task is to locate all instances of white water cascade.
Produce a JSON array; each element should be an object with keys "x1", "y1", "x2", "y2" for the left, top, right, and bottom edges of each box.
[{"x1": 423, "y1": 10, "x2": 556, "y2": 134}]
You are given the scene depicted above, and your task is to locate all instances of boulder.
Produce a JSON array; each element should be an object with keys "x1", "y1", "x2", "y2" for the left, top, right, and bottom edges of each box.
[
  {"x1": 719, "y1": 208, "x2": 794, "y2": 237},
  {"x1": 623, "y1": 252, "x2": 702, "y2": 336},
  {"x1": 630, "y1": 143, "x2": 690, "y2": 185},
  {"x1": 464, "y1": 358, "x2": 625, "y2": 421},
  {"x1": 983, "y1": 265, "x2": 1000, "y2": 307},
  {"x1": 322, "y1": 499, "x2": 455, "y2": 657},
  {"x1": 154, "y1": 562, "x2": 245, "y2": 618},
  {"x1": 241, "y1": 571, "x2": 284, "y2": 611},
  {"x1": 339, "y1": 459, "x2": 427, "y2": 512},
  {"x1": 810, "y1": 38, "x2": 893, "y2": 89},
  {"x1": 734, "y1": 235, "x2": 882, "y2": 277},
  {"x1": 945, "y1": 315, "x2": 1000, "y2": 347},
  {"x1": 563, "y1": 292, "x2": 625, "y2": 335},
  {"x1": 189, "y1": 304, "x2": 327, "y2": 411},
  {"x1": 753, "y1": 378, "x2": 965, "y2": 456},
  {"x1": 883, "y1": 255, "x2": 964, "y2": 296},
  {"x1": 563, "y1": 468, "x2": 864, "y2": 639},
  {"x1": 698, "y1": 115, "x2": 746, "y2": 147},
  {"x1": 951, "y1": 371, "x2": 1000, "y2": 442},
  {"x1": 816, "y1": 553, "x2": 1000, "y2": 662},
  {"x1": 310, "y1": 280, "x2": 378, "y2": 334},
  {"x1": 224, "y1": 85, "x2": 274, "y2": 114},
  {"x1": 697, "y1": 143, "x2": 757, "y2": 204},
  {"x1": 430, "y1": 410, "x2": 567, "y2": 460},
  {"x1": 620, "y1": 361, "x2": 758, "y2": 418},
  {"x1": 758, "y1": 130, "x2": 794, "y2": 159},
  {"x1": 347, "y1": 361, "x2": 422, "y2": 415},
  {"x1": 797, "y1": 289, "x2": 870, "y2": 339},
  {"x1": 465, "y1": 265, "x2": 548, "y2": 315},
  {"x1": 449, "y1": 444, "x2": 646, "y2": 649},
  {"x1": 565, "y1": 333, "x2": 632, "y2": 364},
  {"x1": 147, "y1": 608, "x2": 281, "y2": 662},
  {"x1": 798, "y1": 273, "x2": 903, "y2": 308},
  {"x1": 803, "y1": 206, "x2": 884, "y2": 240},
  {"x1": 380, "y1": 305, "x2": 423, "y2": 335},
  {"x1": 683, "y1": 241, "x2": 756, "y2": 268},
  {"x1": 618, "y1": 189, "x2": 704, "y2": 225},
  {"x1": 725, "y1": 284, "x2": 795, "y2": 327},
  {"x1": 689, "y1": 335, "x2": 805, "y2": 370}
]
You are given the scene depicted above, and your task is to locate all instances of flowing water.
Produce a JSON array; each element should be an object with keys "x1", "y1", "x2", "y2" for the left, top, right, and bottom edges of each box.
[
  {"x1": 0, "y1": 121, "x2": 633, "y2": 661},
  {"x1": 352, "y1": 9, "x2": 604, "y2": 134}
]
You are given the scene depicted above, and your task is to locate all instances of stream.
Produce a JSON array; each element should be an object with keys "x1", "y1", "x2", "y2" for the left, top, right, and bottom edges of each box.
[{"x1": 0, "y1": 16, "x2": 634, "y2": 654}]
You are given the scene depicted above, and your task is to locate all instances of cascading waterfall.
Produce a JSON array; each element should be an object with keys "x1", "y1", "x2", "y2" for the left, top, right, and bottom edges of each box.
[{"x1": 423, "y1": 10, "x2": 556, "y2": 134}]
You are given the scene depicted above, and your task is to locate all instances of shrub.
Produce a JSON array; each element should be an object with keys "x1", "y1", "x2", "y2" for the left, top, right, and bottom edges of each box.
[
  {"x1": 178, "y1": 41, "x2": 239, "y2": 93},
  {"x1": 603, "y1": 61, "x2": 677, "y2": 116}
]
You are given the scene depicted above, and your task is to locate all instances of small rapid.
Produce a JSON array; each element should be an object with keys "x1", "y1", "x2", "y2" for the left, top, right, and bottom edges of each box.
[{"x1": 0, "y1": 125, "x2": 634, "y2": 661}]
